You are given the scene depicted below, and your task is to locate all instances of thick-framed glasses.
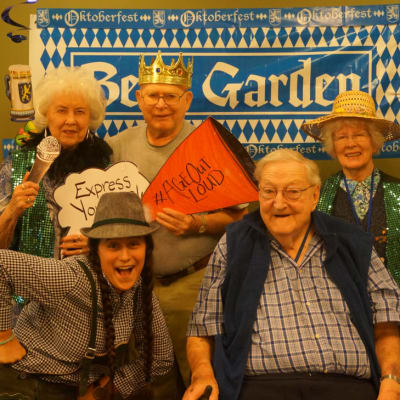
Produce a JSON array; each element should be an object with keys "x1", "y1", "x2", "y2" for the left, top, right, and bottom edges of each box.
[
  {"x1": 141, "y1": 92, "x2": 187, "y2": 106},
  {"x1": 259, "y1": 185, "x2": 314, "y2": 201}
]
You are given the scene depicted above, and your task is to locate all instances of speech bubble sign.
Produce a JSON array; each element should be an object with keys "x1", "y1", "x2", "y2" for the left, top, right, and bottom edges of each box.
[{"x1": 54, "y1": 161, "x2": 150, "y2": 235}]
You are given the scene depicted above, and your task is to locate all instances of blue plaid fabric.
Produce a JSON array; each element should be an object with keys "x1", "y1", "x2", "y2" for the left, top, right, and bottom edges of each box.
[{"x1": 188, "y1": 232, "x2": 400, "y2": 378}]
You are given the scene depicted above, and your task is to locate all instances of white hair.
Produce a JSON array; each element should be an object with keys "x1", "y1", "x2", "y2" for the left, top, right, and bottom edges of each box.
[
  {"x1": 33, "y1": 66, "x2": 107, "y2": 132},
  {"x1": 254, "y1": 148, "x2": 321, "y2": 186},
  {"x1": 320, "y1": 118, "x2": 384, "y2": 158}
]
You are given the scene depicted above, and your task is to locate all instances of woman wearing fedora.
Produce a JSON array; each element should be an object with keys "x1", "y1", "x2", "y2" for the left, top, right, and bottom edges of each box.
[
  {"x1": 0, "y1": 192, "x2": 174, "y2": 400},
  {"x1": 302, "y1": 90, "x2": 400, "y2": 286}
]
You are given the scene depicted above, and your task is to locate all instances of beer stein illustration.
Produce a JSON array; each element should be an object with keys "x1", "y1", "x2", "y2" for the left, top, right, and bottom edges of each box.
[{"x1": 4, "y1": 64, "x2": 35, "y2": 121}]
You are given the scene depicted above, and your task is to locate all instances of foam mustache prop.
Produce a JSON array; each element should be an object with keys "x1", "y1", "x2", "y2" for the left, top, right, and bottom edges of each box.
[{"x1": 142, "y1": 117, "x2": 259, "y2": 219}]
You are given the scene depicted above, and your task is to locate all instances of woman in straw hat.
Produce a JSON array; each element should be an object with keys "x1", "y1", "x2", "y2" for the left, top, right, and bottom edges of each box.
[
  {"x1": 302, "y1": 90, "x2": 400, "y2": 286},
  {"x1": 0, "y1": 191, "x2": 174, "y2": 400}
]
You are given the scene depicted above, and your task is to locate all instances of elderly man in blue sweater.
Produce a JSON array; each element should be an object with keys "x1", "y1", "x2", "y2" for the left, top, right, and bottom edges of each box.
[{"x1": 184, "y1": 149, "x2": 400, "y2": 400}]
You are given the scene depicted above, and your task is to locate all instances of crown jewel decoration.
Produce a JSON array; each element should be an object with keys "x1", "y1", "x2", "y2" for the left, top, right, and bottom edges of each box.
[{"x1": 138, "y1": 51, "x2": 193, "y2": 88}]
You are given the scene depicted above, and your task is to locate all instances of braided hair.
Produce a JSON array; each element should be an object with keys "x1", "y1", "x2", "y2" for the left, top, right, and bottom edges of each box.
[{"x1": 88, "y1": 235, "x2": 155, "y2": 398}]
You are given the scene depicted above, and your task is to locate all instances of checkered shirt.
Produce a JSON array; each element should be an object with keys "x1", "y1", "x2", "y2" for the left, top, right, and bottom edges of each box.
[
  {"x1": 188, "y1": 233, "x2": 400, "y2": 378},
  {"x1": 0, "y1": 250, "x2": 174, "y2": 398}
]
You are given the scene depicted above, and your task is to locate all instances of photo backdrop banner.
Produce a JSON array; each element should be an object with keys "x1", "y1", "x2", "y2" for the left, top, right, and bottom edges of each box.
[{"x1": 29, "y1": 5, "x2": 400, "y2": 160}]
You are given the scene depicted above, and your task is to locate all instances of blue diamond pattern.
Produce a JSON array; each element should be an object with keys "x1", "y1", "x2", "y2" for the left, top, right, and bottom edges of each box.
[
  {"x1": 175, "y1": 29, "x2": 186, "y2": 46},
  {"x1": 255, "y1": 28, "x2": 265, "y2": 47},
  {"x1": 243, "y1": 28, "x2": 253, "y2": 47},
  {"x1": 51, "y1": 28, "x2": 61, "y2": 46},
  {"x1": 254, "y1": 121, "x2": 265, "y2": 141},
  {"x1": 97, "y1": 124, "x2": 107, "y2": 139},
  {"x1": 209, "y1": 29, "x2": 220, "y2": 47},
  {"x1": 311, "y1": 27, "x2": 322, "y2": 45},
  {"x1": 107, "y1": 29, "x2": 118, "y2": 46},
  {"x1": 220, "y1": 28, "x2": 231, "y2": 46},
  {"x1": 288, "y1": 121, "x2": 298, "y2": 141},
  {"x1": 130, "y1": 29, "x2": 140, "y2": 46},
  {"x1": 36, "y1": 19, "x2": 400, "y2": 149},
  {"x1": 74, "y1": 29, "x2": 84, "y2": 46},
  {"x1": 323, "y1": 27, "x2": 334, "y2": 45},
  {"x1": 40, "y1": 50, "x2": 51, "y2": 70},
  {"x1": 276, "y1": 121, "x2": 287, "y2": 141},
  {"x1": 51, "y1": 50, "x2": 61, "y2": 67},
  {"x1": 231, "y1": 121, "x2": 242, "y2": 137},
  {"x1": 96, "y1": 29, "x2": 106, "y2": 46},
  {"x1": 85, "y1": 29, "x2": 95, "y2": 46},
  {"x1": 242, "y1": 121, "x2": 253, "y2": 140},
  {"x1": 198, "y1": 29, "x2": 208, "y2": 46},
  {"x1": 266, "y1": 121, "x2": 275, "y2": 141},
  {"x1": 187, "y1": 29, "x2": 197, "y2": 47},
  {"x1": 153, "y1": 29, "x2": 163, "y2": 46},
  {"x1": 119, "y1": 29, "x2": 129, "y2": 46},
  {"x1": 40, "y1": 29, "x2": 50, "y2": 46},
  {"x1": 141, "y1": 29, "x2": 151, "y2": 46},
  {"x1": 62, "y1": 29, "x2": 72, "y2": 45},
  {"x1": 266, "y1": 29, "x2": 276, "y2": 46}
]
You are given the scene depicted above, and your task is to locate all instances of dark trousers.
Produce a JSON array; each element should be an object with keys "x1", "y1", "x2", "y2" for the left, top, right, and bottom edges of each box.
[
  {"x1": 238, "y1": 373, "x2": 377, "y2": 400},
  {"x1": 0, "y1": 364, "x2": 77, "y2": 400}
]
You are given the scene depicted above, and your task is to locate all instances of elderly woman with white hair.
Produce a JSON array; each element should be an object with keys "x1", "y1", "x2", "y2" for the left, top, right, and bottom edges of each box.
[
  {"x1": 302, "y1": 90, "x2": 400, "y2": 286},
  {"x1": 0, "y1": 66, "x2": 112, "y2": 260}
]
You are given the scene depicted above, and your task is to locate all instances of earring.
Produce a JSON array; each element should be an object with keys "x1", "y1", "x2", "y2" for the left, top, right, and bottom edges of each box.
[{"x1": 44, "y1": 128, "x2": 49, "y2": 138}]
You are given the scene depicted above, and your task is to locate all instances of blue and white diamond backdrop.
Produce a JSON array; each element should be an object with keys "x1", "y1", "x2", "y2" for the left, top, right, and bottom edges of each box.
[{"x1": 29, "y1": 5, "x2": 400, "y2": 160}]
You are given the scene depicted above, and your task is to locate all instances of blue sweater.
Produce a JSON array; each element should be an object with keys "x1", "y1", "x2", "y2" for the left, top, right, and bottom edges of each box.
[{"x1": 213, "y1": 210, "x2": 380, "y2": 400}]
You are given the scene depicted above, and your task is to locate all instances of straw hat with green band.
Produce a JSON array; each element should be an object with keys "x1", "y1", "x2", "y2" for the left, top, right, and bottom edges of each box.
[
  {"x1": 301, "y1": 90, "x2": 400, "y2": 143},
  {"x1": 81, "y1": 192, "x2": 159, "y2": 239}
]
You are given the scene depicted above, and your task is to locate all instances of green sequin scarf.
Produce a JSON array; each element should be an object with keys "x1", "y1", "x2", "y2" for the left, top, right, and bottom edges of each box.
[
  {"x1": 11, "y1": 149, "x2": 55, "y2": 258},
  {"x1": 318, "y1": 171, "x2": 400, "y2": 286}
]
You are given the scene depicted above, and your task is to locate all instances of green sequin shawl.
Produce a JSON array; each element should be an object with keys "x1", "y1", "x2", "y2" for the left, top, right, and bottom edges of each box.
[
  {"x1": 318, "y1": 171, "x2": 400, "y2": 286},
  {"x1": 11, "y1": 149, "x2": 55, "y2": 258}
]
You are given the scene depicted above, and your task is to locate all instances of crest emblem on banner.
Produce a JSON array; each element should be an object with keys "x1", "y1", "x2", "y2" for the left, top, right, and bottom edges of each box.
[
  {"x1": 37, "y1": 9, "x2": 50, "y2": 27},
  {"x1": 269, "y1": 9, "x2": 281, "y2": 26},
  {"x1": 153, "y1": 10, "x2": 166, "y2": 27},
  {"x1": 18, "y1": 82, "x2": 32, "y2": 104},
  {"x1": 386, "y1": 5, "x2": 399, "y2": 23}
]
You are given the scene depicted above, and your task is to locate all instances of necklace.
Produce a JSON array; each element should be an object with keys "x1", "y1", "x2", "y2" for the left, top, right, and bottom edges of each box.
[
  {"x1": 294, "y1": 222, "x2": 312, "y2": 264},
  {"x1": 342, "y1": 170, "x2": 375, "y2": 233}
]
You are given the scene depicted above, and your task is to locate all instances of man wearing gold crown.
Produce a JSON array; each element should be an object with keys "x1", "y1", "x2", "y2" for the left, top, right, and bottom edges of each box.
[{"x1": 107, "y1": 51, "x2": 247, "y2": 395}]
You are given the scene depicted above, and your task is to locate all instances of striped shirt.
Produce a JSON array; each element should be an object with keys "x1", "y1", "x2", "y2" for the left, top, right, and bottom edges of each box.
[
  {"x1": 188, "y1": 233, "x2": 400, "y2": 378},
  {"x1": 0, "y1": 250, "x2": 174, "y2": 398}
]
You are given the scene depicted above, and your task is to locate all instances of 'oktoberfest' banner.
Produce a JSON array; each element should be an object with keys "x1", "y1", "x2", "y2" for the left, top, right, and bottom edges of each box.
[{"x1": 30, "y1": 5, "x2": 400, "y2": 160}]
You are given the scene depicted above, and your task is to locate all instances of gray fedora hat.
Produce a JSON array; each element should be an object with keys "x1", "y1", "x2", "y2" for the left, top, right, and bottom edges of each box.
[{"x1": 81, "y1": 192, "x2": 159, "y2": 239}]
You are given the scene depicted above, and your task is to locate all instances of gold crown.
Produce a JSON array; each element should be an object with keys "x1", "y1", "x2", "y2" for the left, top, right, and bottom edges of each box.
[{"x1": 138, "y1": 51, "x2": 193, "y2": 89}]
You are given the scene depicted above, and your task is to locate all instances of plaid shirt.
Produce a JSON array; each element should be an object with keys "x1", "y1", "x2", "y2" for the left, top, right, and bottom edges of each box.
[
  {"x1": 0, "y1": 250, "x2": 174, "y2": 398},
  {"x1": 188, "y1": 233, "x2": 400, "y2": 378}
]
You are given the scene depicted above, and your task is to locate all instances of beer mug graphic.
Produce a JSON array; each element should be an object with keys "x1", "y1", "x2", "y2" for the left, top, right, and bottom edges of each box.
[{"x1": 4, "y1": 64, "x2": 35, "y2": 122}]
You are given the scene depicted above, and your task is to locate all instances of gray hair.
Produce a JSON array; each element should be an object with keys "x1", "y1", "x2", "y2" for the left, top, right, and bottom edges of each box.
[
  {"x1": 320, "y1": 118, "x2": 384, "y2": 158},
  {"x1": 254, "y1": 148, "x2": 321, "y2": 186},
  {"x1": 33, "y1": 66, "x2": 107, "y2": 132}
]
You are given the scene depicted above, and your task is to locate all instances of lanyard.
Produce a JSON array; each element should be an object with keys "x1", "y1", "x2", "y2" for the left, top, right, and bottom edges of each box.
[
  {"x1": 342, "y1": 170, "x2": 375, "y2": 233},
  {"x1": 294, "y1": 222, "x2": 312, "y2": 264}
]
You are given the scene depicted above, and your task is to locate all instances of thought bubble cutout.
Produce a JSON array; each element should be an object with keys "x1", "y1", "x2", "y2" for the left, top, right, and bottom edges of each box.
[{"x1": 54, "y1": 161, "x2": 150, "y2": 235}]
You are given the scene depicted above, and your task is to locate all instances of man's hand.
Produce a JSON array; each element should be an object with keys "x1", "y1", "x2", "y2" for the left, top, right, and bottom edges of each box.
[
  {"x1": 377, "y1": 377, "x2": 400, "y2": 400},
  {"x1": 60, "y1": 234, "x2": 89, "y2": 257},
  {"x1": 0, "y1": 330, "x2": 26, "y2": 363},
  {"x1": 183, "y1": 376, "x2": 218, "y2": 400},
  {"x1": 78, "y1": 376, "x2": 113, "y2": 400},
  {"x1": 156, "y1": 208, "x2": 198, "y2": 236}
]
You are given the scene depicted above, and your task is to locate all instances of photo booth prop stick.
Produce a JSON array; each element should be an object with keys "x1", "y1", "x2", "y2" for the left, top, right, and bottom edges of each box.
[
  {"x1": 54, "y1": 161, "x2": 150, "y2": 235},
  {"x1": 1, "y1": 0, "x2": 38, "y2": 43},
  {"x1": 143, "y1": 117, "x2": 259, "y2": 219}
]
